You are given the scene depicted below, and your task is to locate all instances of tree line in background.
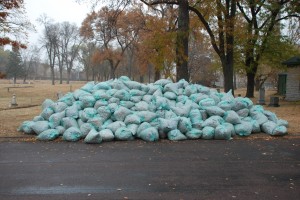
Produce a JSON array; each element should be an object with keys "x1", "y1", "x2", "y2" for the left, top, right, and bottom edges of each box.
[{"x1": 0, "y1": 0, "x2": 299, "y2": 97}]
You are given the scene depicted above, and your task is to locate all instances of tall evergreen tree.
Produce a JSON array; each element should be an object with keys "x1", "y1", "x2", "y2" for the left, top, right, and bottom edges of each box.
[{"x1": 6, "y1": 47, "x2": 24, "y2": 84}]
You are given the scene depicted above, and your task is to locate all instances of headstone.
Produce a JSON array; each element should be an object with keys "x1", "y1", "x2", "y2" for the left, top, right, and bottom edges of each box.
[
  {"x1": 268, "y1": 96, "x2": 280, "y2": 107},
  {"x1": 257, "y1": 86, "x2": 266, "y2": 105},
  {"x1": 10, "y1": 94, "x2": 18, "y2": 107},
  {"x1": 57, "y1": 92, "x2": 64, "y2": 99}
]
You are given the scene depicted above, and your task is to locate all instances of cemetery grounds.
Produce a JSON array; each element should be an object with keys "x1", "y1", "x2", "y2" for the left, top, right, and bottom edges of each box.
[{"x1": 0, "y1": 79, "x2": 299, "y2": 140}]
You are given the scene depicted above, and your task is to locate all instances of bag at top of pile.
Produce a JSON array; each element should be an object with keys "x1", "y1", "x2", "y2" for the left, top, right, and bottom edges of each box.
[{"x1": 18, "y1": 76, "x2": 288, "y2": 143}]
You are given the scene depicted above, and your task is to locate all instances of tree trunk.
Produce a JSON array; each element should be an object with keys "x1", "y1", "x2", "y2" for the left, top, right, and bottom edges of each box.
[
  {"x1": 92, "y1": 67, "x2": 95, "y2": 81},
  {"x1": 110, "y1": 67, "x2": 115, "y2": 79},
  {"x1": 129, "y1": 64, "x2": 132, "y2": 80},
  {"x1": 51, "y1": 67, "x2": 55, "y2": 85},
  {"x1": 67, "y1": 69, "x2": 71, "y2": 84},
  {"x1": 222, "y1": 59, "x2": 234, "y2": 95},
  {"x1": 245, "y1": 56, "x2": 255, "y2": 97},
  {"x1": 85, "y1": 67, "x2": 89, "y2": 82},
  {"x1": 223, "y1": 0, "x2": 236, "y2": 95},
  {"x1": 245, "y1": 57, "x2": 258, "y2": 97},
  {"x1": 255, "y1": 76, "x2": 260, "y2": 91},
  {"x1": 59, "y1": 67, "x2": 63, "y2": 84},
  {"x1": 246, "y1": 72, "x2": 255, "y2": 98},
  {"x1": 176, "y1": 0, "x2": 190, "y2": 82},
  {"x1": 148, "y1": 64, "x2": 151, "y2": 83},
  {"x1": 140, "y1": 75, "x2": 144, "y2": 83},
  {"x1": 109, "y1": 60, "x2": 116, "y2": 79},
  {"x1": 233, "y1": 70, "x2": 237, "y2": 89},
  {"x1": 23, "y1": 74, "x2": 27, "y2": 84},
  {"x1": 154, "y1": 68, "x2": 160, "y2": 81},
  {"x1": 128, "y1": 52, "x2": 133, "y2": 80}
]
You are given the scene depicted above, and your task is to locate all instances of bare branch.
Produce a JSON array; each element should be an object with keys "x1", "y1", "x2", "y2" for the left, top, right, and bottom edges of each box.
[
  {"x1": 237, "y1": 2, "x2": 251, "y2": 23},
  {"x1": 276, "y1": 14, "x2": 300, "y2": 22},
  {"x1": 188, "y1": 5, "x2": 220, "y2": 56}
]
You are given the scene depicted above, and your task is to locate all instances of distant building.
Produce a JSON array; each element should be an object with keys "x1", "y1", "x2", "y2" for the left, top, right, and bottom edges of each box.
[{"x1": 280, "y1": 56, "x2": 300, "y2": 101}]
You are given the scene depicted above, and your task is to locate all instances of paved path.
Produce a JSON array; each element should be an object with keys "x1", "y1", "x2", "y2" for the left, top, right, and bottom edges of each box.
[{"x1": 0, "y1": 139, "x2": 299, "y2": 200}]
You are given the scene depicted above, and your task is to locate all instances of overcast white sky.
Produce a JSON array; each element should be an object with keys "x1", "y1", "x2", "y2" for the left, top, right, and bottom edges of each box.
[{"x1": 24, "y1": 0, "x2": 91, "y2": 45}]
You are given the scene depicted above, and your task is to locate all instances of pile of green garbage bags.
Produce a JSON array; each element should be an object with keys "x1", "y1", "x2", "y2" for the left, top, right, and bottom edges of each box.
[{"x1": 18, "y1": 76, "x2": 288, "y2": 143}]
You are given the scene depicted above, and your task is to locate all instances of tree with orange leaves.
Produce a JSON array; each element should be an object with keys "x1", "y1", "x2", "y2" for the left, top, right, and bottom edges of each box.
[
  {"x1": 135, "y1": 4, "x2": 177, "y2": 81},
  {"x1": 0, "y1": 0, "x2": 33, "y2": 49},
  {"x1": 80, "y1": 6, "x2": 145, "y2": 79},
  {"x1": 90, "y1": 48, "x2": 111, "y2": 81}
]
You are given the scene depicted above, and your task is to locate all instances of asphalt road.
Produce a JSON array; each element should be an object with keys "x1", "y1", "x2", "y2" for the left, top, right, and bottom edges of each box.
[{"x1": 0, "y1": 138, "x2": 299, "y2": 200}]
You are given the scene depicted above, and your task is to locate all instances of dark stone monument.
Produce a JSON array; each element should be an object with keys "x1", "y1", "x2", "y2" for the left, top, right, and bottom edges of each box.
[{"x1": 268, "y1": 96, "x2": 280, "y2": 107}]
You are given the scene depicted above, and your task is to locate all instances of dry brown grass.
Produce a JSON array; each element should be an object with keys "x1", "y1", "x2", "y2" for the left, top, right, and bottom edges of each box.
[
  {"x1": 0, "y1": 79, "x2": 85, "y2": 137},
  {"x1": 234, "y1": 88, "x2": 300, "y2": 137},
  {"x1": 0, "y1": 79, "x2": 299, "y2": 139}
]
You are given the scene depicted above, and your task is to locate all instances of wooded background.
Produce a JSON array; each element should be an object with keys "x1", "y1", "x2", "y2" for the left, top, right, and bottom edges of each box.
[{"x1": 0, "y1": 0, "x2": 299, "y2": 97}]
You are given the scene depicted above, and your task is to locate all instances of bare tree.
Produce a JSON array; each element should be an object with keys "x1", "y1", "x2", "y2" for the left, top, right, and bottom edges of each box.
[
  {"x1": 37, "y1": 15, "x2": 59, "y2": 85},
  {"x1": 56, "y1": 23, "x2": 65, "y2": 84},
  {"x1": 188, "y1": 35, "x2": 216, "y2": 85},
  {"x1": 80, "y1": 6, "x2": 145, "y2": 79},
  {"x1": 286, "y1": 18, "x2": 300, "y2": 45},
  {"x1": 79, "y1": 42, "x2": 96, "y2": 81},
  {"x1": 20, "y1": 45, "x2": 40, "y2": 83},
  {"x1": 61, "y1": 22, "x2": 82, "y2": 84}
]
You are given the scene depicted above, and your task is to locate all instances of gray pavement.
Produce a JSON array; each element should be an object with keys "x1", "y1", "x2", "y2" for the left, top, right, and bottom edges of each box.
[{"x1": 0, "y1": 138, "x2": 299, "y2": 200}]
